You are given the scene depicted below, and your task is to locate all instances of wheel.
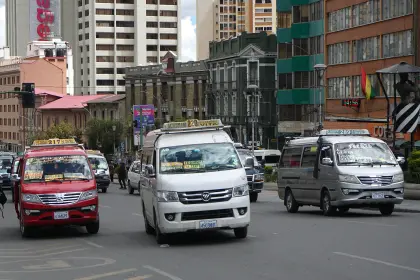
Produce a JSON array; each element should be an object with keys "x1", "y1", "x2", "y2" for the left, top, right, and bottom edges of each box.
[
  {"x1": 379, "y1": 204, "x2": 394, "y2": 216},
  {"x1": 154, "y1": 210, "x2": 168, "y2": 245},
  {"x1": 234, "y1": 227, "x2": 248, "y2": 239},
  {"x1": 249, "y1": 193, "x2": 258, "y2": 203},
  {"x1": 338, "y1": 207, "x2": 349, "y2": 214},
  {"x1": 86, "y1": 220, "x2": 100, "y2": 234},
  {"x1": 321, "y1": 190, "x2": 336, "y2": 216},
  {"x1": 285, "y1": 189, "x2": 299, "y2": 213},
  {"x1": 143, "y1": 203, "x2": 154, "y2": 235},
  {"x1": 128, "y1": 182, "x2": 134, "y2": 195},
  {"x1": 20, "y1": 215, "x2": 33, "y2": 238},
  {"x1": 102, "y1": 188, "x2": 107, "y2": 193}
]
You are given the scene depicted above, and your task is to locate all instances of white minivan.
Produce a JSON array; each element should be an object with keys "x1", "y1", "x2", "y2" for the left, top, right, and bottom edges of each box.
[{"x1": 139, "y1": 119, "x2": 251, "y2": 244}]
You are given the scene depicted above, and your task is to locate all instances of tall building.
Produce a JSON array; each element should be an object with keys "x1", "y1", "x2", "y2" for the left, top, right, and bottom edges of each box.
[
  {"x1": 323, "y1": 0, "x2": 417, "y2": 142},
  {"x1": 276, "y1": 0, "x2": 325, "y2": 138},
  {"x1": 75, "y1": 0, "x2": 181, "y2": 95},
  {"x1": 196, "y1": 0, "x2": 277, "y2": 60}
]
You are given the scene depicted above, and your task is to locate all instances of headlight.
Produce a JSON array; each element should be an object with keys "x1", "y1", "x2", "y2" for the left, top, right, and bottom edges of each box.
[
  {"x1": 392, "y1": 173, "x2": 404, "y2": 183},
  {"x1": 79, "y1": 190, "x2": 98, "y2": 201},
  {"x1": 233, "y1": 184, "x2": 249, "y2": 197},
  {"x1": 254, "y1": 173, "x2": 264, "y2": 181},
  {"x1": 338, "y1": 174, "x2": 360, "y2": 184},
  {"x1": 156, "y1": 191, "x2": 179, "y2": 202},
  {"x1": 22, "y1": 193, "x2": 42, "y2": 203}
]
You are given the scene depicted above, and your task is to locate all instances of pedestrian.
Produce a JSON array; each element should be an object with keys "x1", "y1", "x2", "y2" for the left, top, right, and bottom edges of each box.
[
  {"x1": 109, "y1": 161, "x2": 115, "y2": 182},
  {"x1": 118, "y1": 162, "x2": 127, "y2": 189}
]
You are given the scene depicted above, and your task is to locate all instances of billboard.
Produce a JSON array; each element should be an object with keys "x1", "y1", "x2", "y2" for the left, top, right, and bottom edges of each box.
[
  {"x1": 29, "y1": 0, "x2": 61, "y2": 41},
  {"x1": 133, "y1": 105, "x2": 155, "y2": 133}
]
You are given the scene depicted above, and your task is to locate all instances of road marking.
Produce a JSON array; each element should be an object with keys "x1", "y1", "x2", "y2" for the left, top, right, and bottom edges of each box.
[
  {"x1": 144, "y1": 265, "x2": 183, "y2": 280},
  {"x1": 126, "y1": 275, "x2": 153, "y2": 280},
  {"x1": 23, "y1": 260, "x2": 71, "y2": 270},
  {"x1": 329, "y1": 219, "x2": 397, "y2": 227},
  {"x1": 32, "y1": 245, "x2": 81, "y2": 254},
  {"x1": 74, "y1": 268, "x2": 138, "y2": 280},
  {"x1": 0, "y1": 248, "x2": 87, "y2": 258},
  {"x1": 248, "y1": 235, "x2": 257, "y2": 238},
  {"x1": 99, "y1": 205, "x2": 111, "y2": 208},
  {"x1": 82, "y1": 240, "x2": 103, "y2": 248},
  {"x1": 334, "y1": 252, "x2": 420, "y2": 273},
  {"x1": 132, "y1": 213, "x2": 142, "y2": 216}
]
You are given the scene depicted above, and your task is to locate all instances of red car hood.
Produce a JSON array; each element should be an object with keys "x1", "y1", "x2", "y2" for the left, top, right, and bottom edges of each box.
[{"x1": 22, "y1": 180, "x2": 96, "y2": 194}]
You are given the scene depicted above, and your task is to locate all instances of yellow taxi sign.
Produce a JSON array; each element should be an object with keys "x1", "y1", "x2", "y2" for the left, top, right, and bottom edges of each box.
[
  {"x1": 86, "y1": 150, "x2": 103, "y2": 155},
  {"x1": 32, "y1": 138, "x2": 77, "y2": 146},
  {"x1": 162, "y1": 119, "x2": 223, "y2": 131}
]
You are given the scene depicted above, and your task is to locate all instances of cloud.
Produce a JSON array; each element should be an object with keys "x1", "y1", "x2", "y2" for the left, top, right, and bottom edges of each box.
[
  {"x1": 180, "y1": 0, "x2": 196, "y2": 18},
  {"x1": 0, "y1": 4, "x2": 4, "y2": 48},
  {"x1": 179, "y1": 16, "x2": 196, "y2": 62}
]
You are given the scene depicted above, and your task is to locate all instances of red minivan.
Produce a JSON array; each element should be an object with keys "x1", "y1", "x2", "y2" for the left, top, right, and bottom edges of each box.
[{"x1": 15, "y1": 139, "x2": 99, "y2": 238}]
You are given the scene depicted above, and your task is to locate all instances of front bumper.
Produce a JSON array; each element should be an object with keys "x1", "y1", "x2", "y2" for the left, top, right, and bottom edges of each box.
[
  {"x1": 0, "y1": 178, "x2": 11, "y2": 188},
  {"x1": 21, "y1": 199, "x2": 98, "y2": 227},
  {"x1": 331, "y1": 181, "x2": 404, "y2": 207},
  {"x1": 248, "y1": 181, "x2": 264, "y2": 193},
  {"x1": 95, "y1": 177, "x2": 110, "y2": 187},
  {"x1": 156, "y1": 196, "x2": 250, "y2": 234}
]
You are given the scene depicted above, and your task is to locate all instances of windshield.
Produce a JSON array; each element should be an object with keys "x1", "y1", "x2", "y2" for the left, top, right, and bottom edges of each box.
[
  {"x1": 159, "y1": 143, "x2": 242, "y2": 174},
  {"x1": 335, "y1": 142, "x2": 397, "y2": 166},
  {"x1": 23, "y1": 155, "x2": 94, "y2": 183},
  {"x1": 0, "y1": 169, "x2": 7, "y2": 174},
  {"x1": 237, "y1": 150, "x2": 259, "y2": 166},
  {"x1": 0, "y1": 157, "x2": 12, "y2": 169},
  {"x1": 88, "y1": 157, "x2": 109, "y2": 170},
  {"x1": 264, "y1": 155, "x2": 280, "y2": 164}
]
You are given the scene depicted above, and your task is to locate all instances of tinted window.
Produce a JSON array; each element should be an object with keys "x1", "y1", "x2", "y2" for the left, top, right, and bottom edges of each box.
[
  {"x1": 280, "y1": 147, "x2": 302, "y2": 168},
  {"x1": 301, "y1": 146, "x2": 317, "y2": 167}
]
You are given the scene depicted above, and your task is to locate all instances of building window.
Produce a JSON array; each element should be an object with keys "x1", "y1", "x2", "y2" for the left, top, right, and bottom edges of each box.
[
  {"x1": 382, "y1": 29, "x2": 413, "y2": 58},
  {"x1": 293, "y1": 1, "x2": 323, "y2": 23},
  {"x1": 327, "y1": 77, "x2": 351, "y2": 98},
  {"x1": 231, "y1": 93, "x2": 237, "y2": 116},
  {"x1": 309, "y1": 35, "x2": 323, "y2": 55},
  {"x1": 293, "y1": 38, "x2": 309, "y2": 56},
  {"x1": 277, "y1": 12, "x2": 292, "y2": 28},
  {"x1": 352, "y1": 36, "x2": 380, "y2": 62},
  {"x1": 327, "y1": 41, "x2": 351, "y2": 65},
  {"x1": 383, "y1": 0, "x2": 413, "y2": 20},
  {"x1": 294, "y1": 72, "x2": 310, "y2": 88},
  {"x1": 278, "y1": 73, "x2": 293, "y2": 89},
  {"x1": 247, "y1": 61, "x2": 259, "y2": 87}
]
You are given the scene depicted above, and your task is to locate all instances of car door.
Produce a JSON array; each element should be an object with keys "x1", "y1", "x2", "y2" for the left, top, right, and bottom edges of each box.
[
  {"x1": 141, "y1": 154, "x2": 153, "y2": 219},
  {"x1": 316, "y1": 144, "x2": 335, "y2": 203}
]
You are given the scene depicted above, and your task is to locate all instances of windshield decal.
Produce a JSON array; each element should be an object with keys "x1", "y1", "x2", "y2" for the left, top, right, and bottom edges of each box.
[
  {"x1": 45, "y1": 174, "x2": 64, "y2": 181},
  {"x1": 24, "y1": 171, "x2": 43, "y2": 180},
  {"x1": 183, "y1": 161, "x2": 205, "y2": 169}
]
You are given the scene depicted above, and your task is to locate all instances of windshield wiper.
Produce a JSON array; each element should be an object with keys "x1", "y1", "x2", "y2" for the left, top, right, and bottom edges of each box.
[
  {"x1": 65, "y1": 177, "x2": 90, "y2": 181},
  {"x1": 370, "y1": 161, "x2": 397, "y2": 166},
  {"x1": 208, "y1": 165, "x2": 237, "y2": 171},
  {"x1": 45, "y1": 179, "x2": 63, "y2": 184}
]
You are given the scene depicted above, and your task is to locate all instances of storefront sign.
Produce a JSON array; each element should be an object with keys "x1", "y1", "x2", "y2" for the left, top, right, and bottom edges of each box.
[
  {"x1": 29, "y1": 0, "x2": 61, "y2": 41},
  {"x1": 373, "y1": 125, "x2": 404, "y2": 139},
  {"x1": 341, "y1": 99, "x2": 361, "y2": 108}
]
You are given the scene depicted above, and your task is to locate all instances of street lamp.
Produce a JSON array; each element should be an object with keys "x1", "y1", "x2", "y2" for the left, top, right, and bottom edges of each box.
[
  {"x1": 314, "y1": 63, "x2": 327, "y2": 131},
  {"x1": 112, "y1": 125, "x2": 116, "y2": 155}
]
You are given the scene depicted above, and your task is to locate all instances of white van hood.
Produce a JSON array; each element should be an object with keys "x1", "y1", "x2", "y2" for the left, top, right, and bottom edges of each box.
[{"x1": 158, "y1": 168, "x2": 247, "y2": 192}]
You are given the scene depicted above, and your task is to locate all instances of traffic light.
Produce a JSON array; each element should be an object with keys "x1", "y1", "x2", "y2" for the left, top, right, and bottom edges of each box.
[
  {"x1": 21, "y1": 83, "x2": 35, "y2": 108},
  {"x1": 132, "y1": 120, "x2": 138, "y2": 128}
]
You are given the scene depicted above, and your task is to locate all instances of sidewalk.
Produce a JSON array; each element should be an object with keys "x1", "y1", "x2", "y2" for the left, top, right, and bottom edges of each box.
[{"x1": 263, "y1": 182, "x2": 420, "y2": 213}]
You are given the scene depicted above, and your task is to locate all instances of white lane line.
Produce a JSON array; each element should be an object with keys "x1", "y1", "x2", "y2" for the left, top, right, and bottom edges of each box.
[
  {"x1": 126, "y1": 275, "x2": 153, "y2": 280},
  {"x1": 132, "y1": 213, "x2": 142, "y2": 216},
  {"x1": 74, "y1": 268, "x2": 138, "y2": 280},
  {"x1": 328, "y1": 219, "x2": 397, "y2": 227},
  {"x1": 334, "y1": 252, "x2": 420, "y2": 274},
  {"x1": 100, "y1": 205, "x2": 111, "y2": 208},
  {"x1": 82, "y1": 239, "x2": 104, "y2": 248},
  {"x1": 0, "y1": 248, "x2": 87, "y2": 258},
  {"x1": 144, "y1": 265, "x2": 184, "y2": 280},
  {"x1": 248, "y1": 235, "x2": 257, "y2": 238}
]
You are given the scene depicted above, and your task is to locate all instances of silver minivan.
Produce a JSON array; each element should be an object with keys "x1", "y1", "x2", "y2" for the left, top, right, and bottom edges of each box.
[{"x1": 277, "y1": 129, "x2": 405, "y2": 216}]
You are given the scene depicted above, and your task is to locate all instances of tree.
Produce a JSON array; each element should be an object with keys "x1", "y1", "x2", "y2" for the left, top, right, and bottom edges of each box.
[
  {"x1": 85, "y1": 119, "x2": 125, "y2": 155},
  {"x1": 31, "y1": 122, "x2": 83, "y2": 143}
]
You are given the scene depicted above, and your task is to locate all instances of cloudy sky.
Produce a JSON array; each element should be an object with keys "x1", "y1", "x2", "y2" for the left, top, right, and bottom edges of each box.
[{"x1": 0, "y1": 0, "x2": 196, "y2": 61}]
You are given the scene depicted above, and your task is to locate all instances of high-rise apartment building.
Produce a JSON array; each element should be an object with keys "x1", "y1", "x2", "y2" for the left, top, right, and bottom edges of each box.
[{"x1": 196, "y1": 0, "x2": 277, "y2": 60}]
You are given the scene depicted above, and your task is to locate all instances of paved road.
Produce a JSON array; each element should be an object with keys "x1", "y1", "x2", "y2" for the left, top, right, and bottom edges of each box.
[{"x1": 0, "y1": 183, "x2": 419, "y2": 280}]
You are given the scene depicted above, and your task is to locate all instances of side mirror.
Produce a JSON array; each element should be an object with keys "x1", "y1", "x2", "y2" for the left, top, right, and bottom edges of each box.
[
  {"x1": 396, "y1": 156, "x2": 405, "y2": 164},
  {"x1": 245, "y1": 158, "x2": 255, "y2": 169},
  {"x1": 145, "y1": 165, "x2": 156, "y2": 178},
  {"x1": 321, "y1": 157, "x2": 334, "y2": 166}
]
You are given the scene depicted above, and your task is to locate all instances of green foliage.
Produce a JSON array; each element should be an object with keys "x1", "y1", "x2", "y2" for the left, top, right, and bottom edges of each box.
[
  {"x1": 407, "y1": 151, "x2": 420, "y2": 183},
  {"x1": 85, "y1": 119, "x2": 125, "y2": 155},
  {"x1": 32, "y1": 122, "x2": 83, "y2": 143},
  {"x1": 264, "y1": 166, "x2": 273, "y2": 175}
]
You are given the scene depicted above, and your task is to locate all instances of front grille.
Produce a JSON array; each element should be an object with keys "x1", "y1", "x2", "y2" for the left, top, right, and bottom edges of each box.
[
  {"x1": 178, "y1": 188, "x2": 232, "y2": 205},
  {"x1": 38, "y1": 192, "x2": 81, "y2": 205},
  {"x1": 358, "y1": 176, "x2": 393, "y2": 186},
  {"x1": 247, "y1": 175, "x2": 253, "y2": 182},
  {"x1": 181, "y1": 209, "x2": 234, "y2": 221}
]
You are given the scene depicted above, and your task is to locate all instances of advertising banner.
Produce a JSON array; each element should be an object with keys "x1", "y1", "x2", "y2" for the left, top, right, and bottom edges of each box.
[
  {"x1": 133, "y1": 105, "x2": 155, "y2": 132},
  {"x1": 29, "y1": 0, "x2": 61, "y2": 41}
]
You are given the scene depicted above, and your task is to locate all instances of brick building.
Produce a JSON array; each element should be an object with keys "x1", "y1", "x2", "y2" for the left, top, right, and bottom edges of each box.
[{"x1": 324, "y1": 0, "x2": 418, "y2": 142}]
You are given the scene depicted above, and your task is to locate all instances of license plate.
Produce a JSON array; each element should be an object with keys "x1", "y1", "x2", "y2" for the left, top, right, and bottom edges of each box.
[
  {"x1": 198, "y1": 220, "x2": 217, "y2": 229},
  {"x1": 372, "y1": 192, "x2": 385, "y2": 199},
  {"x1": 54, "y1": 211, "x2": 69, "y2": 220}
]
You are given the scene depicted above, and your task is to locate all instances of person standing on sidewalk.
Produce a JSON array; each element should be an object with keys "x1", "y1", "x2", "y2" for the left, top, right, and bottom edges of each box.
[{"x1": 118, "y1": 162, "x2": 127, "y2": 189}]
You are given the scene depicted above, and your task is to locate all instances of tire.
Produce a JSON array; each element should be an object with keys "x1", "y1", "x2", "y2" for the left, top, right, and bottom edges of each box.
[
  {"x1": 338, "y1": 207, "x2": 350, "y2": 214},
  {"x1": 154, "y1": 210, "x2": 168, "y2": 245},
  {"x1": 20, "y1": 216, "x2": 33, "y2": 238},
  {"x1": 249, "y1": 193, "x2": 258, "y2": 203},
  {"x1": 234, "y1": 227, "x2": 248, "y2": 239},
  {"x1": 86, "y1": 220, "x2": 100, "y2": 234},
  {"x1": 321, "y1": 190, "x2": 336, "y2": 216},
  {"x1": 285, "y1": 189, "x2": 299, "y2": 213},
  {"x1": 102, "y1": 188, "x2": 107, "y2": 193},
  {"x1": 379, "y1": 204, "x2": 394, "y2": 216},
  {"x1": 143, "y1": 203, "x2": 154, "y2": 235},
  {"x1": 128, "y1": 182, "x2": 134, "y2": 195}
]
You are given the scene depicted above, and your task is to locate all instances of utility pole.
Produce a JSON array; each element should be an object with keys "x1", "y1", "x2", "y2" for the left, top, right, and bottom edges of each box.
[{"x1": 139, "y1": 106, "x2": 143, "y2": 151}]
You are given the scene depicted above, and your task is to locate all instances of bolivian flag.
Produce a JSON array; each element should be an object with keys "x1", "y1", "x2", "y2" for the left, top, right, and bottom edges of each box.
[{"x1": 361, "y1": 66, "x2": 376, "y2": 100}]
